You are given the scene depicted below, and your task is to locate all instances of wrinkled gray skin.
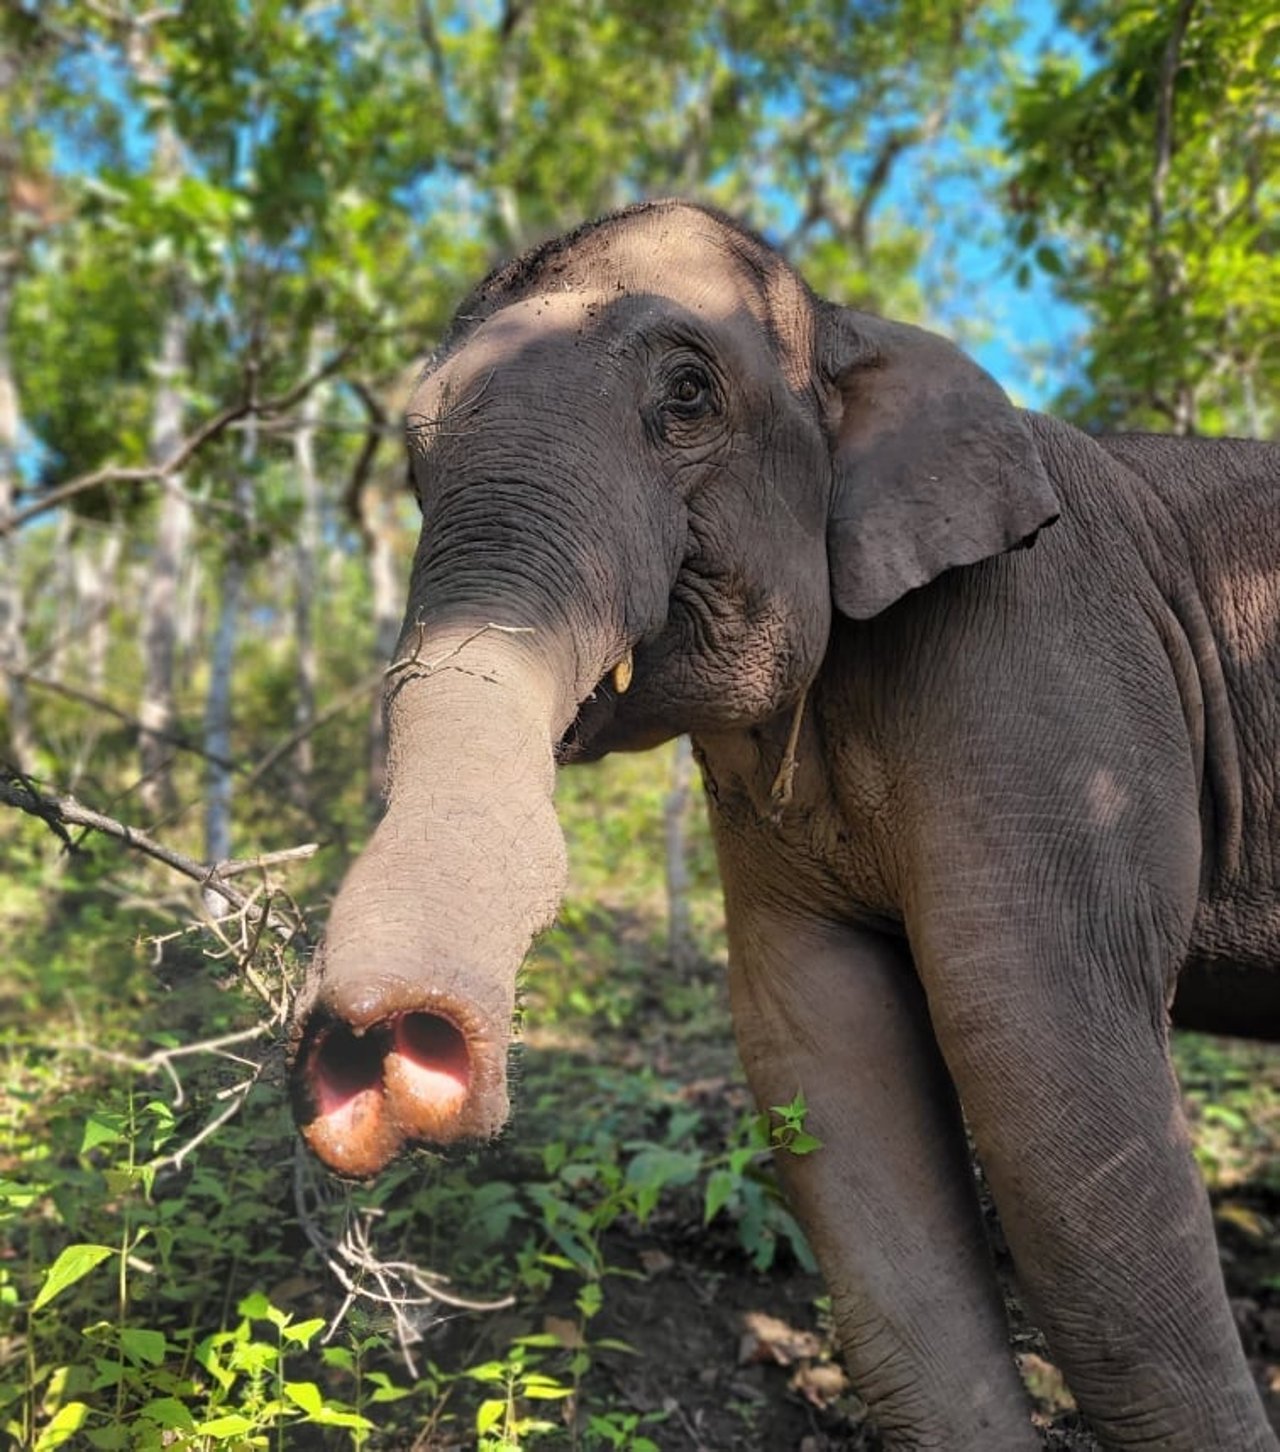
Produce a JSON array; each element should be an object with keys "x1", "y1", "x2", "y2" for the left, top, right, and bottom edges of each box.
[{"x1": 291, "y1": 201, "x2": 1280, "y2": 1450}]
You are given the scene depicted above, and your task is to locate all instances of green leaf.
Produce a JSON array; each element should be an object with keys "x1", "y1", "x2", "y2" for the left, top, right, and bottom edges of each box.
[
  {"x1": 476, "y1": 1398, "x2": 506, "y2": 1434},
  {"x1": 310, "y1": 1405, "x2": 376, "y2": 1429},
  {"x1": 34, "y1": 1401, "x2": 89, "y2": 1451},
  {"x1": 80, "y1": 1113, "x2": 126, "y2": 1154},
  {"x1": 32, "y1": 1244, "x2": 115, "y2": 1312},
  {"x1": 120, "y1": 1327, "x2": 168, "y2": 1366},
  {"x1": 283, "y1": 1381, "x2": 323, "y2": 1415},
  {"x1": 704, "y1": 1168, "x2": 737, "y2": 1223},
  {"x1": 196, "y1": 1412, "x2": 256, "y2": 1437},
  {"x1": 522, "y1": 1383, "x2": 573, "y2": 1400},
  {"x1": 576, "y1": 1279, "x2": 603, "y2": 1320},
  {"x1": 786, "y1": 1130, "x2": 823, "y2": 1156},
  {"x1": 623, "y1": 1146, "x2": 701, "y2": 1221},
  {"x1": 138, "y1": 1397, "x2": 196, "y2": 1430},
  {"x1": 236, "y1": 1291, "x2": 273, "y2": 1321},
  {"x1": 281, "y1": 1317, "x2": 326, "y2": 1347},
  {"x1": 83, "y1": 1428, "x2": 128, "y2": 1450}
]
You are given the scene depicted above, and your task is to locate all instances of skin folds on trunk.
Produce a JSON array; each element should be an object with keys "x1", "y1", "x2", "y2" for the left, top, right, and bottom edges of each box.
[{"x1": 291, "y1": 628, "x2": 574, "y2": 1178}]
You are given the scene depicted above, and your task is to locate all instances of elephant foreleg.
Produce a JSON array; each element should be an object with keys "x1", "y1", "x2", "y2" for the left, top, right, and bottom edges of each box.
[
  {"x1": 912, "y1": 907, "x2": 1278, "y2": 1450},
  {"x1": 726, "y1": 910, "x2": 1037, "y2": 1450}
]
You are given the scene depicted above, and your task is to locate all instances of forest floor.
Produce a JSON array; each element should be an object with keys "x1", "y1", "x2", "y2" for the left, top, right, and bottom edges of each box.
[{"x1": 5, "y1": 748, "x2": 1280, "y2": 1450}]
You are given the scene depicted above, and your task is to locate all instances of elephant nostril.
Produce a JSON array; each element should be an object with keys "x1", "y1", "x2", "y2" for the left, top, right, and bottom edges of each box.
[
  {"x1": 391, "y1": 1012, "x2": 471, "y2": 1095},
  {"x1": 310, "y1": 1023, "x2": 385, "y2": 1115}
]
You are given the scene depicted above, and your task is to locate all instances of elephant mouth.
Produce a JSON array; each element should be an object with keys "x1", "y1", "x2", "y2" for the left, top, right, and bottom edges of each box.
[
  {"x1": 557, "y1": 645, "x2": 641, "y2": 761},
  {"x1": 557, "y1": 682, "x2": 619, "y2": 763}
]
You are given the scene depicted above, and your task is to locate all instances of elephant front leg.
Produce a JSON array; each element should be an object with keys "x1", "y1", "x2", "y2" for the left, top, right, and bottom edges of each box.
[
  {"x1": 912, "y1": 903, "x2": 1279, "y2": 1451},
  {"x1": 727, "y1": 911, "x2": 1038, "y2": 1450}
]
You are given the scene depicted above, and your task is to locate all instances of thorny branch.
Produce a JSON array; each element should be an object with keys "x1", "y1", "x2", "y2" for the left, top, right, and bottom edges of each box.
[
  {"x1": 293, "y1": 1150, "x2": 516, "y2": 1375},
  {"x1": 2, "y1": 772, "x2": 316, "y2": 1172},
  {"x1": 385, "y1": 621, "x2": 535, "y2": 689},
  {"x1": 4, "y1": 767, "x2": 489, "y2": 1343}
]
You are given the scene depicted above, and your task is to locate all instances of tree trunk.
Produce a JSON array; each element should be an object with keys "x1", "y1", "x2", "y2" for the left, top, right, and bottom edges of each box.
[
  {"x1": 0, "y1": 261, "x2": 35, "y2": 773},
  {"x1": 361, "y1": 477, "x2": 403, "y2": 811},
  {"x1": 291, "y1": 338, "x2": 323, "y2": 807},
  {"x1": 202, "y1": 423, "x2": 255, "y2": 898},
  {"x1": 130, "y1": 27, "x2": 193, "y2": 817},
  {"x1": 75, "y1": 524, "x2": 122, "y2": 692},
  {"x1": 664, "y1": 734, "x2": 697, "y2": 971},
  {"x1": 137, "y1": 302, "x2": 192, "y2": 816}
]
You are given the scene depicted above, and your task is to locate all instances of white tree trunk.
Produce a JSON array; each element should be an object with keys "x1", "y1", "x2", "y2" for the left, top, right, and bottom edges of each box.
[
  {"x1": 130, "y1": 29, "x2": 194, "y2": 816},
  {"x1": 202, "y1": 424, "x2": 255, "y2": 890},
  {"x1": 362, "y1": 479, "x2": 402, "y2": 811},
  {"x1": 0, "y1": 262, "x2": 35, "y2": 773},
  {"x1": 291, "y1": 339, "x2": 324, "y2": 805},
  {"x1": 664, "y1": 734, "x2": 696, "y2": 972},
  {"x1": 48, "y1": 510, "x2": 75, "y2": 673},
  {"x1": 74, "y1": 524, "x2": 122, "y2": 692},
  {"x1": 137, "y1": 304, "x2": 192, "y2": 815}
]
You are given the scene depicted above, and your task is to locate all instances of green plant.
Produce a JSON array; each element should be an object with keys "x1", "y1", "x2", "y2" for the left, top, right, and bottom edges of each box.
[{"x1": 702, "y1": 1094, "x2": 822, "y2": 1273}]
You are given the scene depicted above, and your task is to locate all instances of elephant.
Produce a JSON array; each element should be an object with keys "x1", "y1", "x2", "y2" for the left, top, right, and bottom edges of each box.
[{"x1": 289, "y1": 199, "x2": 1280, "y2": 1450}]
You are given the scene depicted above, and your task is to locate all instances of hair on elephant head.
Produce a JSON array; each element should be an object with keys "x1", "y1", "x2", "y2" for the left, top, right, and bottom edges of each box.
[{"x1": 290, "y1": 200, "x2": 1280, "y2": 1451}]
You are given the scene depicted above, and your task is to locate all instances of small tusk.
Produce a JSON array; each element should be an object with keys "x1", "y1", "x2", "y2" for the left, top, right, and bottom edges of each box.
[{"x1": 611, "y1": 651, "x2": 633, "y2": 694}]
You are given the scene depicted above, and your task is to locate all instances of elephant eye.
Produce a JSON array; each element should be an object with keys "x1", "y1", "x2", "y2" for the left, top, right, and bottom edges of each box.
[{"x1": 665, "y1": 364, "x2": 715, "y2": 416}]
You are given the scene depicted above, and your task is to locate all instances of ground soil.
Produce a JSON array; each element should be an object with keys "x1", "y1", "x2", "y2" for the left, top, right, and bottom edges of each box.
[{"x1": 559, "y1": 1159, "x2": 1280, "y2": 1451}]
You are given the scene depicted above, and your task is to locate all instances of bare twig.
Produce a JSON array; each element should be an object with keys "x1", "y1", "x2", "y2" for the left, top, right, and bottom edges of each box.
[
  {"x1": 1, "y1": 341, "x2": 363, "y2": 536},
  {"x1": 153, "y1": 1072, "x2": 262, "y2": 1171},
  {"x1": 0, "y1": 769, "x2": 307, "y2": 944},
  {"x1": 79, "y1": 1025, "x2": 271, "y2": 1109},
  {"x1": 14, "y1": 671, "x2": 237, "y2": 769},
  {"x1": 218, "y1": 844, "x2": 319, "y2": 878},
  {"x1": 385, "y1": 621, "x2": 534, "y2": 683},
  {"x1": 292, "y1": 1149, "x2": 515, "y2": 1372}
]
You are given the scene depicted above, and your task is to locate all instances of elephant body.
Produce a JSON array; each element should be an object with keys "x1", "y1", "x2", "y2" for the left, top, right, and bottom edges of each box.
[{"x1": 291, "y1": 201, "x2": 1280, "y2": 1449}]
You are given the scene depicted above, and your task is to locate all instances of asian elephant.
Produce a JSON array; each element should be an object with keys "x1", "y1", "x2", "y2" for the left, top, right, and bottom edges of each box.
[{"x1": 289, "y1": 200, "x2": 1280, "y2": 1450}]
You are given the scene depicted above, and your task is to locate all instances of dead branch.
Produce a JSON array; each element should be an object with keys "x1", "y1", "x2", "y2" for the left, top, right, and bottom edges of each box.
[
  {"x1": 239, "y1": 666, "x2": 388, "y2": 791},
  {"x1": 292, "y1": 1149, "x2": 515, "y2": 1373},
  {"x1": 14, "y1": 670, "x2": 237, "y2": 769},
  {"x1": 384, "y1": 621, "x2": 534, "y2": 684},
  {"x1": 79, "y1": 1025, "x2": 271, "y2": 1109},
  {"x1": 1, "y1": 341, "x2": 363, "y2": 536},
  {"x1": 218, "y1": 843, "x2": 319, "y2": 878},
  {"x1": 0, "y1": 769, "x2": 307, "y2": 945}
]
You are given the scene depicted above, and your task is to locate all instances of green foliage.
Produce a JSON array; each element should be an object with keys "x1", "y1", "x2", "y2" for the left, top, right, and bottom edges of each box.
[
  {"x1": 0, "y1": 727, "x2": 828, "y2": 1446},
  {"x1": 1007, "y1": 0, "x2": 1280, "y2": 432},
  {"x1": 1176, "y1": 1033, "x2": 1280, "y2": 1191}
]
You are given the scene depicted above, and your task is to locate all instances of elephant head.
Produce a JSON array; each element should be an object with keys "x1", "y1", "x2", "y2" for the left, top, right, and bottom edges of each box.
[{"x1": 288, "y1": 200, "x2": 1058, "y2": 1177}]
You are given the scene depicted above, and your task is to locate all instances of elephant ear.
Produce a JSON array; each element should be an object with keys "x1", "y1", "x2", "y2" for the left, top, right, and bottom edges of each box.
[{"x1": 821, "y1": 304, "x2": 1060, "y2": 620}]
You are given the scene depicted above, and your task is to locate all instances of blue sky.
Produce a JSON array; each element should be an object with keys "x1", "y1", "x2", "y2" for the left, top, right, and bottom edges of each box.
[{"x1": 939, "y1": 0, "x2": 1094, "y2": 409}]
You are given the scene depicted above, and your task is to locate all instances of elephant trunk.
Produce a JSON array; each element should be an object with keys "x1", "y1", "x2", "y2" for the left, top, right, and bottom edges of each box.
[{"x1": 289, "y1": 624, "x2": 579, "y2": 1178}]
